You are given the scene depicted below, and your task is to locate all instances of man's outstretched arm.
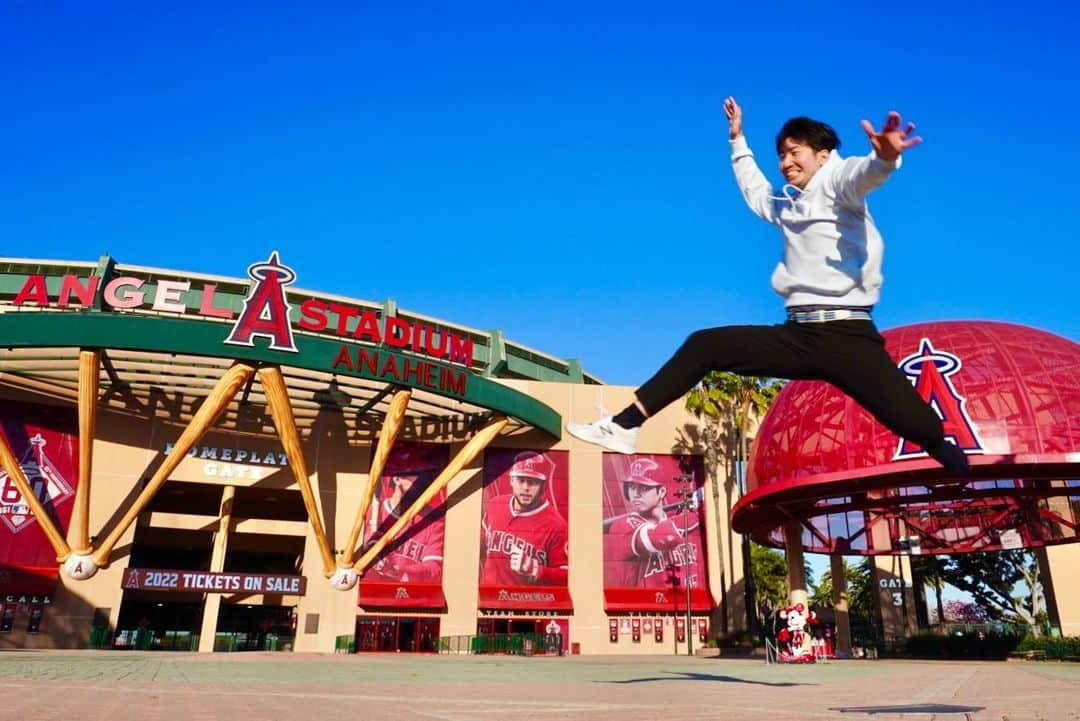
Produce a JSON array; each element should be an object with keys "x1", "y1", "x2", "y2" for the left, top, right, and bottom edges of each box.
[
  {"x1": 725, "y1": 96, "x2": 779, "y2": 224},
  {"x1": 835, "y1": 110, "x2": 923, "y2": 204}
]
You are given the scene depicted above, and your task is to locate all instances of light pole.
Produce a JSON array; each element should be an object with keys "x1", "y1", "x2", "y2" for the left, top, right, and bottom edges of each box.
[{"x1": 675, "y1": 472, "x2": 695, "y2": 657}]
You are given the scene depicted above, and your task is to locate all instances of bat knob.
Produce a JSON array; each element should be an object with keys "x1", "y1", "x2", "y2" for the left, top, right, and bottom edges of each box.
[
  {"x1": 63, "y1": 553, "x2": 99, "y2": 580},
  {"x1": 328, "y1": 565, "x2": 358, "y2": 591}
]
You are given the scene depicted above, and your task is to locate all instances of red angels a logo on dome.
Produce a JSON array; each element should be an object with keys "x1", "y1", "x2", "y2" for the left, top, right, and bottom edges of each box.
[{"x1": 893, "y1": 337, "x2": 985, "y2": 461}]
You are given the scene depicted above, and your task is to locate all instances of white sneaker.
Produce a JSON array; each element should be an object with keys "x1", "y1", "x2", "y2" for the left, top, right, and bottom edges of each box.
[{"x1": 566, "y1": 415, "x2": 639, "y2": 454}]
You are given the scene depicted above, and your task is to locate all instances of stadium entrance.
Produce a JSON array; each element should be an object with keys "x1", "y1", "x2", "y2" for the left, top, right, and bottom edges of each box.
[{"x1": 355, "y1": 615, "x2": 440, "y2": 653}]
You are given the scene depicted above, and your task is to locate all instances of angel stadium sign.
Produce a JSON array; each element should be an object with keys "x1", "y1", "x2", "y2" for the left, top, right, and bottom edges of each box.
[
  {"x1": 0, "y1": 253, "x2": 567, "y2": 436},
  {"x1": 8, "y1": 251, "x2": 473, "y2": 370}
]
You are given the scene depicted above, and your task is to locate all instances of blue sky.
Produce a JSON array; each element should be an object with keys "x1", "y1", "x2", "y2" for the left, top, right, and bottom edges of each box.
[
  {"x1": 4, "y1": 2, "x2": 1067, "y2": 609},
  {"x1": 4, "y1": 1, "x2": 1076, "y2": 386}
]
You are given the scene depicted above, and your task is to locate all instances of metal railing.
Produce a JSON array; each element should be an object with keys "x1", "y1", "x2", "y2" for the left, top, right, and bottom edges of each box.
[
  {"x1": 438, "y1": 633, "x2": 563, "y2": 656},
  {"x1": 104, "y1": 629, "x2": 200, "y2": 651},
  {"x1": 212, "y1": 632, "x2": 294, "y2": 652}
]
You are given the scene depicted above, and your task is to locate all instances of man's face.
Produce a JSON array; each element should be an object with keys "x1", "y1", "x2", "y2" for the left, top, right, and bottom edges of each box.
[
  {"x1": 625, "y1": 482, "x2": 665, "y2": 513},
  {"x1": 510, "y1": 474, "x2": 544, "y2": 510},
  {"x1": 778, "y1": 137, "x2": 830, "y2": 189}
]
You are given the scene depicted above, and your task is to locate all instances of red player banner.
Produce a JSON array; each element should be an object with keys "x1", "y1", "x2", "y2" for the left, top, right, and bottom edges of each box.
[
  {"x1": 0, "y1": 402, "x2": 78, "y2": 577},
  {"x1": 359, "y1": 442, "x2": 449, "y2": 609},
  {"x1": 479, "y1": 448, "x2": 571, "y2": 609},
  {"x1": 601, "y1": 454, "x2": 712, "y2": 612}
]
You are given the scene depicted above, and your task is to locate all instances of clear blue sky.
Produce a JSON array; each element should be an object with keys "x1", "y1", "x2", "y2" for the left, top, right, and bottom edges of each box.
[{"x1": 3, "y1": 1, "x2": 1076, "y2": 386}]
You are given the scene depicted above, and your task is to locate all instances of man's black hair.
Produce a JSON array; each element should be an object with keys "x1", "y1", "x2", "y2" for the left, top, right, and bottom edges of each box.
[{"x1": 776, "y1": 117, "x2": 840, "y2": 154}]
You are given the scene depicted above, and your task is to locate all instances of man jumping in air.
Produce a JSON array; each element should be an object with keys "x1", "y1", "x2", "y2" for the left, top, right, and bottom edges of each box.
[{"x1": 568, "y1": 97, "x2": 970, "y2": 476}]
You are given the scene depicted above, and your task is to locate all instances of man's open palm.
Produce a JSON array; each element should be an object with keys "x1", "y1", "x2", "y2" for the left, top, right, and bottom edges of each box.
[{"x1": 861, "y1": 111, "x2": 922, "y2": 161}]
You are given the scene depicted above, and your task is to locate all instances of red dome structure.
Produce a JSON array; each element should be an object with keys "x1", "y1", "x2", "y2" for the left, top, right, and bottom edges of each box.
[{"x1": 731, "y1": 321, "x2": 1080, "y2": 555}]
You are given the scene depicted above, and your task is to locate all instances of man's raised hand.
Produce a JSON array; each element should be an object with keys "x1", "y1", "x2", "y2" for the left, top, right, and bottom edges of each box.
[
  {"x1": 861, "y1": 111, "x2": 922, "y2": 162},
  {"x1": 723, "y1": 96, "x2": 743, "y2": 140}
]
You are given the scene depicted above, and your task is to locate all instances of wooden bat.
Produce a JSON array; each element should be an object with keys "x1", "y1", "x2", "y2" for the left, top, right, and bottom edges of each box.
[
  {"x1": 342, "y1": 388, "x2": 411, "y2": 566},
  {"x1": 355, "y1": 414, "x2": 508, "y2": 574},
  {"x1": 259, "y1": 365, "x2": 337, "y2": 577},
  {"x1": 70, "y1": 349, "x2": 100, "y2": 554},
  {"x1": 93, "y1": 362, "x2": 255, "y2": 567}
]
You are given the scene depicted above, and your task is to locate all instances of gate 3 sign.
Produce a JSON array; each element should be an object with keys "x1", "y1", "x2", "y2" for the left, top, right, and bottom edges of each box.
[{"x1": 123, "y1": 569, "x2": 306, "y2": 595}]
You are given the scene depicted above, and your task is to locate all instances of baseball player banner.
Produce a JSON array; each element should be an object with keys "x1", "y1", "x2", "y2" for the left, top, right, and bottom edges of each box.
[
  {"x1": 359, "y1": 442, "x2": 449, "y2": 608},
  {"x1": 601, "y1": 454, "x2": 712, "y2": 611},
  {"x1": 478, "y1": 449, "x2": 571, "y2": 609},
  {"x1": 0, "y1": 401, "x2": 78, "y2": 573}
]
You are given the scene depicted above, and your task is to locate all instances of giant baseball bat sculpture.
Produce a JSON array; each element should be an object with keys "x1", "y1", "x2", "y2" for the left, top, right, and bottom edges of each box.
[
  {"x1": 70, "y1": 349, "x2": 100, "y2": 554},
  {"x1": 93, "y1": 362, "x2": 255, "y2": 567},
  {"x1": 259, "y1": 365, "x2": 337, "y2": 577},
  {"x1": 354, "y1": 414, "x2": 508, "y2": 575},
  {"x1": 342, "y1": 388, "x2": 412, "y2": 566}
]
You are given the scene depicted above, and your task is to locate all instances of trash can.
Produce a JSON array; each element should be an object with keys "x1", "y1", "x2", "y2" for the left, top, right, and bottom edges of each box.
[{"x1": 571, "y1": 642, "x2": 581, "y2": 655}]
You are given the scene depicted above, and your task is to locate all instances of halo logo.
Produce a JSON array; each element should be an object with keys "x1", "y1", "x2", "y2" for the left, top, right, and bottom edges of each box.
[
  {"x1": 893, "y1": 338, "x2": 984, "y2": 460},
  {"x1": 0, "y1": 434, "x2": 74, "y2": 533},
  {"x1": 224, "y1": 251, "x2": 299, "y2": 352}
]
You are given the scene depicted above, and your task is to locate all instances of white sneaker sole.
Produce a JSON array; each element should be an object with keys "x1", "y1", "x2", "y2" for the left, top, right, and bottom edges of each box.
[{"x1": 565, "y1": 422, "x2": 637, "y2": 454}]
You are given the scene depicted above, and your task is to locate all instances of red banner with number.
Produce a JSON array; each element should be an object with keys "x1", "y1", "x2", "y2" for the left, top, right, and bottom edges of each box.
[{"x1": 0, "y1": 402, "x2": 78, "y2": 575}]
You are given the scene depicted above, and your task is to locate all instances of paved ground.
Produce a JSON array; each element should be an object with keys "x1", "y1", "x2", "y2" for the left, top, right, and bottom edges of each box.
[{"x1": 0, "y1": 651, "x2": 1077, "y2": 721}]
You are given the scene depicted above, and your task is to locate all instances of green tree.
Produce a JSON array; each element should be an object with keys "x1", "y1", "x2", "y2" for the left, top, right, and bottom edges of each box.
[
  {"x1": 749, "y1": 542, "x2": 788, "y2": 630},
  {"x1": 910, "y1": 554, "x2": 947, "y2": 626},
  {"x1": 686, "y1": 372, "x2": 783, "y2": 635},
  {"x1": 938, "y1": 550, "x2": 1045, "y2": 634},
  {"x1": 808, "y1": 558, "x2": 875, "y2": 637}
]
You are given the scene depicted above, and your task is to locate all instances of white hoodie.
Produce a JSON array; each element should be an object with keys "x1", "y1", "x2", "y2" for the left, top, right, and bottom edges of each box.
[{"x1": 730, "y1": 135, "x2": 899, "y2": 308}]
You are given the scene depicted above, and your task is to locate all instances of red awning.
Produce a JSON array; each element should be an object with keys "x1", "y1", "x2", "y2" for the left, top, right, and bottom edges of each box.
[
  {"x1": 0, "y1": 565, "x2": 58, "y2": 599},
  {"x1": 478, "y1": 585, "x2": 573, "y2": 611},
  {"x1": 604, "y1": 587, "x2": 713, "y2": 612},
  {"x1": 358, "y1": 582, "x2": 446, "y2": 609}
]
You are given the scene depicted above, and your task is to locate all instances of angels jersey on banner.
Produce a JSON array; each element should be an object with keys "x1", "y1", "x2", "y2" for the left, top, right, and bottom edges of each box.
[
  {"x1": 359, "y1": 442, "x2": 449, "y2": 608},
  {"x1": 479, "y1": 448, "x2": 571, "y2": 609},
  {"x1": 0, "y1": 402, "x2": 78, "y2": 573},
  {"x1": 602, "y1": 454, "x2": 711, "y2": 612}
]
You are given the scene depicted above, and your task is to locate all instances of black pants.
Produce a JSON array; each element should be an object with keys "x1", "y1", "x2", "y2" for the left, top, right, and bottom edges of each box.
[{"x1": 634, "y1": 320, "x2": 945, "y2": 452}]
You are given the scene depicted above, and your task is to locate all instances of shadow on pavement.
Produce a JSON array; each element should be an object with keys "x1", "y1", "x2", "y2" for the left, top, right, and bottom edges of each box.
[
  {"x1": 830, "y1": 704, "x2": 984, "y2": 715},
  {"x1": 603, "y1": 671, "x2": 810, "y2": 687}
]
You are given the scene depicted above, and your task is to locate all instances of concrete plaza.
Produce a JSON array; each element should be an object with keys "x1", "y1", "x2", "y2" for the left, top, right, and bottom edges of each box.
[{"x1": 0, "y1": 651, "x2": 1077, "y2": 721}]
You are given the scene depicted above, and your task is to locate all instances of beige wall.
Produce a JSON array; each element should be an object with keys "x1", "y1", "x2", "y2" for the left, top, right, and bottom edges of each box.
[{"x1": 1042, "y1": 543, "x2": 1080, "y2": 637}]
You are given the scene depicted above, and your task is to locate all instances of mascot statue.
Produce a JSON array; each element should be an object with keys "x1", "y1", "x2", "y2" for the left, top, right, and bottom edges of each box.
[{"x1": 776, "y1": 603, "x2": 817, "y2": 663}]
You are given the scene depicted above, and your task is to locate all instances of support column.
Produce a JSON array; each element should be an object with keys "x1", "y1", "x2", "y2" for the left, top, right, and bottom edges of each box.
[
  {"x1": 198, "y1": 485, "x2": 235, "y2": 653},
  {"x1": 784, "y1": 520, "x2": 807, "y2": 608},
  {"x1": 830, "y1": 554, "x2": 852, "y2": 656}
]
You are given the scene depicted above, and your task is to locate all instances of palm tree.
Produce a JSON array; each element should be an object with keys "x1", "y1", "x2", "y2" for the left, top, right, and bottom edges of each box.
[
  {"x1": 686, "y1": 371, "x2": 784, "y2": 637},
  {"x1": 910, "y1": 554, "x2": 947, "y2": 626}
]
